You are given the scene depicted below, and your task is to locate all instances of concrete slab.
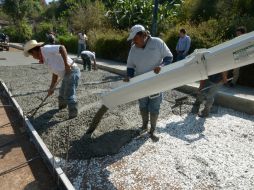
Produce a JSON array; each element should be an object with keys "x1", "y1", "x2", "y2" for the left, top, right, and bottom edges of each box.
[
  {"x1": 74, "y1": 57, "x2": 126, "y2": 76},
  {"x1": 9, "y1": 43, "x2": 24, "y2": 50},
  {"x1": 0, "y1": 51, "x2": 37, "y2": 66}
]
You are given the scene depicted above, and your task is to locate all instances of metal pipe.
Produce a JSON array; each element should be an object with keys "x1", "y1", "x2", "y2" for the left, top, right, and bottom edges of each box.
[{"x1": 0, "y1": 155, "x2": 40, "y2": 176}]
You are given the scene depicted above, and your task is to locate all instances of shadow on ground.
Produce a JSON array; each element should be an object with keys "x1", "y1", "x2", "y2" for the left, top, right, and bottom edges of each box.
[
  {"x1": 157, "y1": 113, "x2": 206, "y2": 143},
  {"x1": 68, "y1": 129, "x2": 141, "y2": 160},
  {"x1": 29, "y1": 108, "x2": 63, "y2": 130},
  {"x1": 66, "y1": 128, "x2": 149, "y2": 189}
]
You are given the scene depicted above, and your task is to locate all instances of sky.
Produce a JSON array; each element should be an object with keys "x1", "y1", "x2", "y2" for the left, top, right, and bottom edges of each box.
[{"x1": 45, "y1": 0, "x2": 56, "y2": 4}]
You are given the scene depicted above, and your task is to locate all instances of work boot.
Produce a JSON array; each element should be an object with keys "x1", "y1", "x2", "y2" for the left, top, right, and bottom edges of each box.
[
  {"x1": 140, "y1": 110, "x2": 149, "y2": 132},
  {"x1": 58, "y1": 97, "x2": 67, "y2": 110},
  {"x1": 68, "y1": 103, "x2": 78, "y2": 119},
  {"x1": 149, "y1": 113, "x2": 159, "y2": 142},
  {"x1": 88, "y1": 64, "x2": 91, "y2": 71},
  {"x1": 191, "y1": 101, "x2": 200, "y2": 114},
  {"x1": 59, "y1": 102, "x2": 67, "y2": 110},
  {"x1": 198, "y1": 106, "x2": 210, "y2": 118}
]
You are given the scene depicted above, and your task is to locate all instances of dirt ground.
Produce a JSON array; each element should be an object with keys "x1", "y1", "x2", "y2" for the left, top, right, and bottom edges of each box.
[
  {"x1": 0, "y1": 85, "x2": 56, "y2": 190},
  {"x1": 0, "y1": 63, "x2": 253, "y2": 190}
]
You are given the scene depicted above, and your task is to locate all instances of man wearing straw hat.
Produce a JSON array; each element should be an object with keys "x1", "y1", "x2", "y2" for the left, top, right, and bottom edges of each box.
[{"x1": 23, "y1": 40, "x2": 80, "y2": 119}]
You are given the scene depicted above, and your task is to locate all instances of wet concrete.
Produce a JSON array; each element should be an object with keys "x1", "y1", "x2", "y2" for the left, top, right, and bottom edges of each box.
[
  {"x1": 0, "y1": 64, "x2": 195, "y2": 160},
  {"x1": 86, "y1": 105, "x2": 109, "y2": 134}
]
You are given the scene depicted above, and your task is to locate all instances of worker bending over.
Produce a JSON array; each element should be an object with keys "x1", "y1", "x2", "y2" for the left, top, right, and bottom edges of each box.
[
  {"x1": 80, "y1": 50, "x2": 97, "y2": 71},
  {"x1": 124, "y1": 24, "x2": 173, "y2": 141},
  {"x1": 23, "y1": 40, "x2": 80, "y2": 119}
]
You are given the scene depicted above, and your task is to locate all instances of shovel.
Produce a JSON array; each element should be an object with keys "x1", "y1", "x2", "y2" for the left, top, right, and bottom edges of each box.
[
  {"x1": 26, "y1": 94, "x2": 50, "y2": 117},
  {"x1": 26, "y1": 79, "x2": 61, "y2": 117}
]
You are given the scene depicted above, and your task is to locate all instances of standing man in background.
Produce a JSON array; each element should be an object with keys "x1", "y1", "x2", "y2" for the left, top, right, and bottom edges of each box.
[
  {"x1": 124, "y1": 24, "x2": 173, "y2": 142},
  {"x1": 228, "y1": 26, "x2": 247, "y2": 87},
  {"x1": 47, "y1": 31, "x2": 56, "y2": 44},
  {"x1": 176, "y1": 28, "x2": 191, "y2": 61},
  {"x1": 77, "y1": 32, "x2": 87, "y2": 57}
]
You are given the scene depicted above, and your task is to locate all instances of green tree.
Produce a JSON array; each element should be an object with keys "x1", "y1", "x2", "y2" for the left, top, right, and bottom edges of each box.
[
  {"x1": 2, "y1": 0, "x2": 43, "y2": 24},
  {"x1": 70, "y1": 1, "x2": 108, "y2": 33},
  {"x1": 3, "y1": 20, "x2": 32, "y2": 42},
  {"x1": 106, "y1": 0, "x2": 182, "y2": 30},
  {"x1": 178, "y1": 0, "x2": 219, "y2": 22}
]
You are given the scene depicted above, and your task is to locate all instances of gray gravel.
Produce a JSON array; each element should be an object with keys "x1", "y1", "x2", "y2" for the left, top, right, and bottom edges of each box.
[
  {"x1": 0, "y1": 64, "x2": 181, "y2": 158},
  {"x1": 1, "y1": 64, "x2": 253, "y2": 190}
]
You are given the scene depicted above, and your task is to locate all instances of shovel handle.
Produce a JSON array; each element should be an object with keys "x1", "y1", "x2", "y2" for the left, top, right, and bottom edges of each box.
[{"x1": 28, "y1": 79, "x2": 61, "y2": 117}]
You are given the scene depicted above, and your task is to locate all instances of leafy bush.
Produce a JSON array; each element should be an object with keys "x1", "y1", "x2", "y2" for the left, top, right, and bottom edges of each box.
[
  {"x1": 57, "y1": 35, "x2": 78, "y2": 54},
  {"x1": 178, "y1": 0, "x2": 219, "y2": 22},
  {"x1": 71, "y1": 1, "x2": 109, "y2": 33},
  {"x1": 221, "y1": 15, "x2": 254, "y2": 39},
  {"x1": 32, "y1": 21, "x2": 69, "y2": 43},
  {"x1": 33, "y1": 22, "x2": 54, "y2": 42},
  {"x1": 163, "y1": 20, "x2": 225, "y2": 61},
  {"x1": 105, "y1": 0, "x2": 182, "y2": 31},
  {"x1": 55, "y1": 21, "x2": 69, "y2": 36},
  {"x1": 87, "y1": 29, "x2": 129, "y2": 62},
  {"x1": 3, "y1": 21, "x2": 32, "y2": 42}
]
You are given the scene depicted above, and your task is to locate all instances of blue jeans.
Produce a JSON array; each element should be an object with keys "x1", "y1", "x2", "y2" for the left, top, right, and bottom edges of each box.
[
  {"x1": 81, "y1": 54, "x2": 91, "y2": 71},
  {"x1": 138, "y1": 93, "x2": 162, "y2": 114},
  {"x1": 176, "y1": 52, "x2": 186, "y2": 61},
  {"x1": 58, "y1": 66, "x2": 80, "y2": 107},
  {"x1": 77, "y1": 43, "x2": 86, "y2": 57}
]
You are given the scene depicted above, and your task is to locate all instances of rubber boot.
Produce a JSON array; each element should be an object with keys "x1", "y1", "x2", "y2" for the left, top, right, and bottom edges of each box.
[
  {"x1": 68, "y1": 103, "x2": 78, "y2": 119},
  {"x1": 198, "y1": 106, "x2": 211, "y2": 118},
  {"x1": 88, "y1": 63, "x2": 91, "y2": 71},
  {"x1": 139, "y1": 110, "x2": 149, "y2": 134},
  {"x1": 191, "y1": 100, "x2": 200, "y2": 114},
  {"x1": 149, "y1": 113, "x2": 159, "y2": 142},
  {"x1": 141, "y1": 110, "x2": 149, "y2": 130},
  {"x1": 58, "y1": 97, "x2": 67, "y2": 110},
  {"x1": 83, "y1": 64, "x2": 86, "y2": 71}
]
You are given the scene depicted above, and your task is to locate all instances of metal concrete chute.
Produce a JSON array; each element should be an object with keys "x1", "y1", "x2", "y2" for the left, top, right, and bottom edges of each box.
[
  {"x1": 102, "y1": 31, "x2": 254, "y2": 109},
  {"x1": 205, "y1": 31, "x2": 254, "y2": 75}
]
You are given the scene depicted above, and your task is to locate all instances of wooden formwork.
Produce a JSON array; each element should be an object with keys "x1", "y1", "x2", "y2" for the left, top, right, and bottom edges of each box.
[{"x1": 0, "y1": 80, "x2": 75, "y2": 190}]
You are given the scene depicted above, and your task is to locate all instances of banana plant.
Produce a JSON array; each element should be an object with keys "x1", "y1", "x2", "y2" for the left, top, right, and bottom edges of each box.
[{"x1": 105, "y1": 0, "x2": 183, "y2": 30}]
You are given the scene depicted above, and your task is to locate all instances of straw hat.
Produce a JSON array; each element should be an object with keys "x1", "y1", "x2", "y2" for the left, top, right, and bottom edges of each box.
[{"x1": 24, "y1": 40, "x2": 44, "y2": 57}]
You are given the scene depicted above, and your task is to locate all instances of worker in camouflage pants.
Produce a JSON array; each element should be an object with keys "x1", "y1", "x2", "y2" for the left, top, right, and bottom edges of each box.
[{"x1": 191, "y1": 72, "x2": 227, "y2": 117}]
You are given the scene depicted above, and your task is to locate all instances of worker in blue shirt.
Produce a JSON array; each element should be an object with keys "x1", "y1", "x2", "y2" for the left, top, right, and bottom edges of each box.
[{"x1": 176, "y1": 28, "x2": 191, "y2": 61}]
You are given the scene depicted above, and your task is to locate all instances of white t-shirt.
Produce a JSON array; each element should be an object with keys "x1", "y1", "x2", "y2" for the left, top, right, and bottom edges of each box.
[
  {"x1": 81, "y1": 51, "x2": 95, "y2": 60},
  {"x1": 127, "y1": 37, "x2": 173, "y2": 76},
  {"x1": 78, "y1": 33, "x2": 86, "y2": 44},
  {"x1": 40, "y1": 45, "x2": 75, "y2": 78}
]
